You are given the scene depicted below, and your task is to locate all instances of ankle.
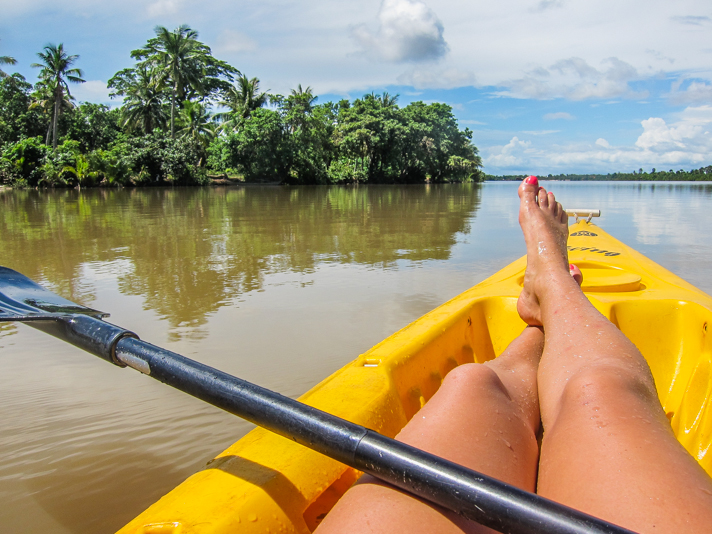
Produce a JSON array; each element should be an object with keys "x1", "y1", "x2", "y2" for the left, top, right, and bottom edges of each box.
[{"x1": 533, "y1": 267, "x2": 578, "y2": 301}]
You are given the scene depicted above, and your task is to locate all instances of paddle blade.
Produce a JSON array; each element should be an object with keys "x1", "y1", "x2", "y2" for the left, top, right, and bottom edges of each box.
[{"x1": 0, "y1": 266, "x2": 107, "y2": 322}]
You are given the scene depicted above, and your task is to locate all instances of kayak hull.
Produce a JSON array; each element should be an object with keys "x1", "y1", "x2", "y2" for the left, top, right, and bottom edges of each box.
[{"x1": 118, "y1": 220, "x2": 712, "y2": 534}]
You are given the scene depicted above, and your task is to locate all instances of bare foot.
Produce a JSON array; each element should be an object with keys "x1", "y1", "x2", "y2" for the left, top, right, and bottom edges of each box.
[{"x1": 517, "y1": 176, "x2": 574, "y2": 326}]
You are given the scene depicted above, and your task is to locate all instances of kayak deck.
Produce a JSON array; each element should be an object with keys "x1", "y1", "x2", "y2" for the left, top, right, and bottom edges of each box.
[{"x1": 118, "y1": 220, "x2": 712, "y2": 534}]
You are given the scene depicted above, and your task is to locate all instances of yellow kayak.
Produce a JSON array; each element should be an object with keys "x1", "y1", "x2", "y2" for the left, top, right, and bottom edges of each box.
[{"x1": 119, "y1": 219, "x2": 712, "y2": 534}]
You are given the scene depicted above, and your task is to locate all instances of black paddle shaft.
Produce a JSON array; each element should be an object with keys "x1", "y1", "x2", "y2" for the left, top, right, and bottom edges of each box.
[
  {"x1": 112, "y1": 335, "x2": 636, "y2": 534},
  {"x1": 0, "y1": 266, "x2": 636, "y2": 534}
]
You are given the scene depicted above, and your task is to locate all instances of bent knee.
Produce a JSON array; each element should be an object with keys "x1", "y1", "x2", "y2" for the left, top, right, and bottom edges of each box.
[
  {"x1": 558, "y1": 364, "x2": 660, "y2": 415},
  {"x1": 442, "y1": 363, "x2": 511, "y2": 401}
]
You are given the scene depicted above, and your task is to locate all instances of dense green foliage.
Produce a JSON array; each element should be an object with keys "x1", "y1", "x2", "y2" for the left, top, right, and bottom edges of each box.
[
  {"x1": 0, "y1": 26, "x2": 483, "y2": 187},
  {"x1": 486, "y1": 167, "x2": 712, "y2": 181}
]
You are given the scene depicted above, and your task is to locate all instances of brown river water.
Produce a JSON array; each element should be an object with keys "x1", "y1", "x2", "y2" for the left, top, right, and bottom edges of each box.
[{"x1": 1, "y1": 182, "x2": 711, "y2": 533}]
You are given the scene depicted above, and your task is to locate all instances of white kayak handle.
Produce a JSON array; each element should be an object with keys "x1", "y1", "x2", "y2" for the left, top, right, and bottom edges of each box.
[{"x1": 565, "y1": 209, "x2": 600, "y2": 223}]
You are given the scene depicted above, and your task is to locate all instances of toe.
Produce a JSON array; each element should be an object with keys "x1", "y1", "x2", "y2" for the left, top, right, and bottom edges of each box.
[
  {"x1": 518, "y1": 176, "x2": 540, "y2": 206},
  {"x1": 569, "y1": 264, "x2": 583, "y2": 286},
  {"x1": 559, "y1": 207, "x2": 568, "y2": 224},
  {"x1": 547, "y1": 192, "x2": 556, "y2": 211},
  {"x1": 553, "y1": 201, "x2": 563, "y2": 218},
  {"x1": 538, "y1": 187, "x2": 549, "y2": 208}
]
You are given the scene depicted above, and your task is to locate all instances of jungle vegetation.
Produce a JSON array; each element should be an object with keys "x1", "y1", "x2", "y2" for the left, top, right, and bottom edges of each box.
[{"x1": 0, "y1": 26, "x2": 483, "y2": 187}]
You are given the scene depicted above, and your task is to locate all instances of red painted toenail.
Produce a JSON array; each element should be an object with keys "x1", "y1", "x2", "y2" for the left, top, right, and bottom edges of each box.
[{"x1": 525, "y1": 175, "x2": 538, "y2": 185}]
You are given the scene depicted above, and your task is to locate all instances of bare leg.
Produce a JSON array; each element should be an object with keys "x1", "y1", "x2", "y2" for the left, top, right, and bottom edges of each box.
[
  {"x1": 517, "y1": 177, "x2": 712, "y2": 533},
  {"x1": 315, "y1": 326, "x2": 544, "y2": 534}
]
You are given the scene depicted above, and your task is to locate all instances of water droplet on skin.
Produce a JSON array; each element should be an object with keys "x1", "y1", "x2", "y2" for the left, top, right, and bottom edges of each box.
[{"x1": 249, "y1": 513, "x2": 258, "y2": 522}]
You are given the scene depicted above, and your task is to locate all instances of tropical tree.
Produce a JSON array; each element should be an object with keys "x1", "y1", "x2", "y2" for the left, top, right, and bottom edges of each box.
[
  {"x1": 217, "y1": 74, "x2": 268, "y2": 132},
  {"x1": 282, "y1": 84, "x2": 317, "y2": 133},
  {"x1": 0, "y1": 40, "x2": 17, "y2": 78},
  {"x1": 288, "y1": 102, "x2": 338, "y2": 184},
  {"x1": 62, "y1": 102, "x2": 122, "y2": 152},
  {"x1": 62, "y1": 153, "x2": 100, "y2": 186},
  {"x1": 211, "y1": 108, "x2": 291, "y2": 182},
  {"x1": 109, "y1": 64, "x2": 167, "y2": 134},
  {"x1": 336, "y1": 92, "x2": 403, "y2": 181},
  {"x1": 176, "y1": 100, "x2": 216, "y2": 163},
  {"x1": 378, "y1": 92, "x2": 399, "y2": 109},
  {"x1": 333, "y1": 94, "x2": 482, "y2": 183},
  {"x1": 31, "y1": 43, "x2": 85, "y2": 149},
  {"x1": 1, "y1": 136, "x2": 49, "y2": 185},
  {"x1": 30, "y1": 79, "x2": 76, "y2": 145},
  {"x1": 0, "y1": 74, "x2": 46, "y2": 145},
  {"x1": 131, "y1": 25, "x2": 237, "y2": 138}
]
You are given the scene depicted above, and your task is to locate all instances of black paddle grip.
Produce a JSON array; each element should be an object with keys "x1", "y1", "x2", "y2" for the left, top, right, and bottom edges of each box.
[{"x1": 29, "y1": 314, "x2": 137, "y2": 366}]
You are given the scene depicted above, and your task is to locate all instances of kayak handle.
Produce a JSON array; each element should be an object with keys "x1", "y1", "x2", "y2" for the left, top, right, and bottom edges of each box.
[{"x1": 565, "y1": 209, "x2": 600, "y2": 223}]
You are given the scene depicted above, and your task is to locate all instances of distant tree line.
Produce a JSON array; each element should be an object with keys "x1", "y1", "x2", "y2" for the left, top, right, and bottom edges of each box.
[
  {"x1": 0, "y1": 28, "x2": 482, "y2": 188},
  {"x1": 486, "y1": 167, "x2": 712, "y2": 182}
]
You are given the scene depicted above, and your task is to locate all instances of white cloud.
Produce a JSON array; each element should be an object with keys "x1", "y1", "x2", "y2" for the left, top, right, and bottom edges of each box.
[
  {"x1": 671, "y1": 15, "x2": 711, "y2": 25},
  {"x1": 484, "y1": 136, "x2": 533, "y2": 168},
  {"x1": 214, "y1": 30, "x2": 257, "y2": 55},
  {"x1": 544, "y1": 112, "x2": 575, "y2": 120},
  {"x1": 397, "y1": 67, "x2": 474, "y2": 88},
  {"x1": 667, "y1": 79, "x2": 712, "y2": 105},
  {"x1": 352, "y1": 0, "x2": 449, "y2": 62},
  {"x1": 484, "y1": 105, "x2": 712, "y2": 173},
  {"x1": 498, "y1": 57, "x2": 647, "y2": 101},
  {"x1": 530, "y1": 0, "x2": 565, "y2": 12},
  {"x1": 522, "y1": 130, "x2": 559, "y2": 135},
  {"x1": 635, "y1": 106, "x2": 712, "y2": 153},
  {"x1": 145, "y1": 0, "x2": 181, "y2": 17},
  {"x1": 646, "y1": 49, "x2": 675, "y2": 64},
  {"x1": 72, "y1": 80, "x2": 111, "y2": 104}
]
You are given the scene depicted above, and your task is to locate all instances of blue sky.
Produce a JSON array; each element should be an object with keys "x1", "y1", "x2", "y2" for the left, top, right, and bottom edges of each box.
[{"x1": 2, "y1": 0, "x2": 712, "y2": 175}]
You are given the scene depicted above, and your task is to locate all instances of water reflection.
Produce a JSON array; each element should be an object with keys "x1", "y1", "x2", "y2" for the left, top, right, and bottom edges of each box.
[{"x1": 1, "y1": 185, "x2": 481, "y2": 337}]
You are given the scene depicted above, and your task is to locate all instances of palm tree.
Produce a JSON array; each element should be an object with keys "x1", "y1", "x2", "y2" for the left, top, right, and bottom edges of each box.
[
  {"x1": 0, "y1": 40, "x2": 17, "y2": 78},
  {"x1": 176, "y1": 101, "x2": 216, "y2": 165},
  {"x1": 62, "y1": 154, "x2": 100, "y2": 186},
  {"x1": 119, "y1": 64, "x2": 168, "y2": 134},
  {"x1": 379, "y1": 92, "x2": 399, "y2": 108},
  {"x1": 30, "y1": 79, "x2": 76, "y2": 145},
  {"x1": 289, "y1": 84, "x2": 316, "y2": 109},
  {"x1": 283, "y1": 84, "x2": 317, "y2": 133},
  {"x1": 134, "y1": 25, "x2": 210, "y2": 138},
  {"x1": 31, "y1": 43, "x2": 85, "y2": 149},
  {"x1": 217, "y1": 74, "x2": 268, "y2": 132}
]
